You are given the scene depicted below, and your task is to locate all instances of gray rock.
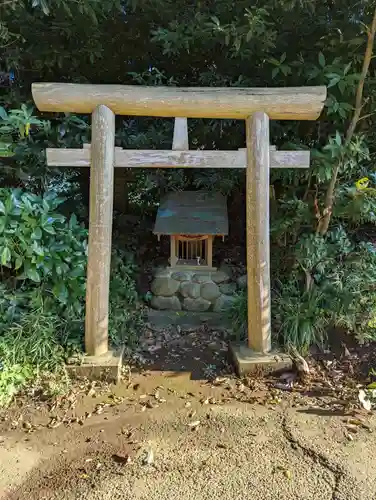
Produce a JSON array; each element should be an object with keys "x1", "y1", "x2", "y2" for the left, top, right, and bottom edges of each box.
[
  {"x1": 192, "y1": 273, "x2": 212, "y2": 284},
  {"x1": 211, "y1": 270, "x2": 230, "y2": 284},
  {"x1": 200, "y1": 282, "x2": 221, "y2": 302},
  {"x1": 180, "y1": 281, "x2": 201, "y2": 299},
  {"x1": 151, "y1": 295, "x2": 182, "y2": 311},
  {"x1": 153, "y1": 267, "x2": 172, "y2": 279},
  {"x1": 213, "y1": 295, "x2": 236, "y2": 312},
  {"x1": 219, "y1": 282, "x2": 237, "y2": 295},
  {"x1": 219, "y1": 263, "x2": 234, "y2": 279},
  {"x1": 151, "y1": 277, "x2": 180, "y2": 296},
  {"x1": 183, "y1": 297, "x2": 211, "y2": 312},
  {"x1": 171, "y1": 271, "x2": 193, "y2": 281},
  {"x1": 237, "y1": 274, "x2": 247, "y2": 289}
]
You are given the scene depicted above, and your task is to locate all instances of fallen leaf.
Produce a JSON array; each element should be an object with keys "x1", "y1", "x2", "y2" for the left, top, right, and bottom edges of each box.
[
  {"x1": 273, "y1": 382, "x2": 293, "y2": 391},
  {"x1": 188, "y1": 420, "x2": 201, "y2": 429},
  {"x1": 143, "y1": 449, "x2": 154, "y2": 465},
  {"x1": 47, "y1": 417, "x2": 62, "y2": 429},
  {"x1": 214, "y1": 377, "x2": 228, "y2": 385},
  {"x1": 112, "y1": 453, "x2": 131, "y2": 465},
  {"x1": 94, "y1": 405, "x2": 104, "y2": 415},
  {"x1": 87, "y1": 387, "x2": 96, "y2": 398},
  {"x1": 347, "y1": 418, "x2": 363, "y2": 426},
  {"x1": 358, "y1": 389, "x2": 372, "y2": 411},
  {"x1": 343, "y1": 345, "x2": 351, "y2": 357},
  {"x1": 295, "y1": 355, "x2": 309, "y2": 375},
  {"x1": 284, "y1": 469, "x2": 292, "y2": 480},
  {"x1": 279, "y1": 372, "x2": 297, "y2": 384},
  {"x1": 275, "y1": 465, "x2": 292, "y2": 479}
]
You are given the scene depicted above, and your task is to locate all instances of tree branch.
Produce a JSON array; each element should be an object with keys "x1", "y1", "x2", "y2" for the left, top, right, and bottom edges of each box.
[{"x1": 317, "y1": 7, "x2": 376, "y2": 236}]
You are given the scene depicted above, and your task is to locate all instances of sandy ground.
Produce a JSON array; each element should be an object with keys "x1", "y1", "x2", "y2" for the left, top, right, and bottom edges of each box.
[
  {"x1": 0, "y1": 367, "x2": 375, "y2": 500},
  {"x1": 1, "y1": 323, "x2": 376, "y2": 500}
]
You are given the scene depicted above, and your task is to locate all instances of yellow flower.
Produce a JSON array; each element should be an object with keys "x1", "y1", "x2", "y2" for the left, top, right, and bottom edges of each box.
[
  {"x1": 368, "y1": 316, "x2": 376, "y2": 329},
  {"x1": 355, "y1": 177, "x2": 370, "y2": 190}
]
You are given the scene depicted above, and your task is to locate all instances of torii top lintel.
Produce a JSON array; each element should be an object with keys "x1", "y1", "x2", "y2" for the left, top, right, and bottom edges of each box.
[{"x1": 31, "y1": 83, "x2": 326, "y2": 121}]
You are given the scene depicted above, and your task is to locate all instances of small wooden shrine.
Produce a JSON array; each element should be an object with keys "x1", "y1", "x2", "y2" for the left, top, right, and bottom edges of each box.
[{"x1": 153, "y1": 191, "x2": 228, "y2": 270}]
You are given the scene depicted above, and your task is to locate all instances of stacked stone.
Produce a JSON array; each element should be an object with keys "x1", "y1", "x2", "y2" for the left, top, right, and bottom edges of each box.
[{"x1": 150, "y1": 267, "x2": 242, "y2": 312}]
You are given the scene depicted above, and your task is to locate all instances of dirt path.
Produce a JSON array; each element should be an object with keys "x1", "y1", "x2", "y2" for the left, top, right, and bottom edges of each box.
[{"x1": 1, "y1": 367, "x2": 376, "y2": 500}]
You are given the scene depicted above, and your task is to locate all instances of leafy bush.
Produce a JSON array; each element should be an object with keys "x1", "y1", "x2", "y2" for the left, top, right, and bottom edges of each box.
[
  {"x1": 0, "y1": 363, "x2": 34, "y2": 408},
  {"x1": 0, "y1": 188, "x2": 87, "y2": 311},
  {"x1": 0, "y1": 189, "x2": 88, "y2": 406},
  {"x1": 273, "y1": 279, "x2": 329, "y2": 353},
  {"x1": 109, "y1": 249, "x2": 144, "y2": 349},
  {"x1": 0, "y1": 309, "x2": 66, "y2": 370},
  {"x1": 227, "y1": 291, "x2": 248, "y2": 342},
  {"x1": 228, "y1": 229, "x2": 376, "y2": 352},
  {"x1": 0, "y1": 307, "x2": 74, "y2": 407}
]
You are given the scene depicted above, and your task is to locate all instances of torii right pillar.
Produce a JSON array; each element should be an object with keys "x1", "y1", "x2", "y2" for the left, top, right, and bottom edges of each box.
[{"x1": 231, "y1": 112, "x2": 290, "y2": 375}]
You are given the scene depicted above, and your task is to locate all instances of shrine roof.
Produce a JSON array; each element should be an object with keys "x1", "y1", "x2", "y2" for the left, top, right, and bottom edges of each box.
[{"x1": 153, "y1": 191, "x2": 228, "y2": 236}]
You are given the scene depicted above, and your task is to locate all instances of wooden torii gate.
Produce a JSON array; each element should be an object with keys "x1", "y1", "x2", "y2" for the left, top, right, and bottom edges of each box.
[{"x1": 32, "y1": 83, "x2": 326, "y2": 372}]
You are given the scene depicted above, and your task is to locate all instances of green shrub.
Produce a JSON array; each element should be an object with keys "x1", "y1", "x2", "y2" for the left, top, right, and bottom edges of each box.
[
  {"x1": 227, "y1": 282, "x2": 328, "y2": 353},
  {"x1": 0, "y1": 308, "x2": 66, "y2": 370},
  {"x1": 0, "y1": 188, "x2": 87, "y2": 311},
  {"x1": 0, "y1": 363, "x2": 34, "y2": 408},
  {"x1": 227, "y1": 231, "x2": 376, "y2": 352},
  {"x1": 0, "y1": 189, "x2": 88, "y2": 406},
  {"x1": 0, "y1": 307, "x2": 74, "y2": 407},
  {"x1": 109, "y1": 249, "x2": 144, "y2": 348},
  {"x1": 227, "y1": 291, "x2": 248, "y2": 342},
  {"x1": 273, "y1": 279, "x2": 328, "y2": 353}
]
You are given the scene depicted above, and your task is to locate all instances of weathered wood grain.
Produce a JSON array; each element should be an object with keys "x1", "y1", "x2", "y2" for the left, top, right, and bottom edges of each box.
[
  {"x1": 85, "y1": 105, "x2": 115, "y2": 356},
  {"x1": 32, "y1": 83, "x2": 326, "y2": 120},
  {"x1": 246, "y1": 112, "x2": 271, "y2": 353},
  {"x1": 172, "y1": 117, "x2": 189, "y2": 150},
  {"x1": 46, "y1": 147, "x2": 310, "y2": 169}
]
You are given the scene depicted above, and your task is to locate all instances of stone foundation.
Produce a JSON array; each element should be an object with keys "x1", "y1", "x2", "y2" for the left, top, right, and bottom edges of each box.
[{"x1": 149, "y1": 266, "x2": 242, "y2": 312}]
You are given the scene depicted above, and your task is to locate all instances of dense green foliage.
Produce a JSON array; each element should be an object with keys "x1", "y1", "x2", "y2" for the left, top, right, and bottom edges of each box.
[
  {"x1": 0, "y1": 189, "x2": 87, "y2": 307},
  {"x1": 0, "y1": 0, "x2": 376, "y2": 398},
  {"x1": 0, "y1": 189, "x2": 141, "y2": 405}
]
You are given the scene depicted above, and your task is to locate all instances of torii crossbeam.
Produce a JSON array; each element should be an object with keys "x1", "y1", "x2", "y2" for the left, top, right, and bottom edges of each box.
[{"x1": 32, "y1": 83, "x2": 326, "y2": 375}]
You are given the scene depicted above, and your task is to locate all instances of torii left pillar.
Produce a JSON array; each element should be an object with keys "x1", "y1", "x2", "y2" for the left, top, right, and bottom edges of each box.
[
  {"x1": 76, "y1": 105, "x2": 122, "y2": 382},
  {"x1": 85, "y1": 105, "x2": 115, "y2": 357}
]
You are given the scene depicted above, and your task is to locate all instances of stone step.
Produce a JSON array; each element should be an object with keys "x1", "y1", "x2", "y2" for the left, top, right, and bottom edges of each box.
[{"x1": 146, "y1": 308, "x2": 232, "y2": 330}]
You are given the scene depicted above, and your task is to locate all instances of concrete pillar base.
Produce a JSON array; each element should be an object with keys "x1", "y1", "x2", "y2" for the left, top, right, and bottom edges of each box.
[
  {"x1": 229, "y1": 343, "x2": 292, "y2": 376},
  {"x1": 65, "y1": 347, "x2": 124, "y2": 384}
]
